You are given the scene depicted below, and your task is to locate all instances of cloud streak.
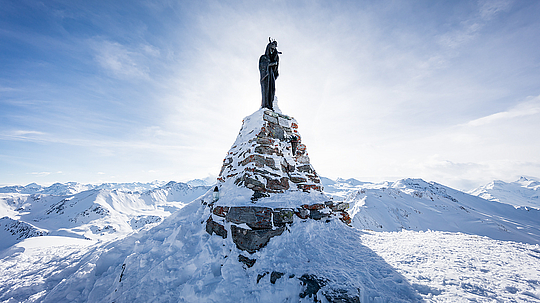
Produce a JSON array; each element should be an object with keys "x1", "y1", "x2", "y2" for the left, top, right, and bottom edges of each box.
[{"x1": 466, "y1": 95, "x2": 540, "y2": 126}]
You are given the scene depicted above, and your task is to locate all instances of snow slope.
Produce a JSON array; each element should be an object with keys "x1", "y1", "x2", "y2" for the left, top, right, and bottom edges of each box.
[
  {"x1": 469, "y1": 176, "x2": 540, "y2": 210},
  {"x1": 4, "y1": 197, "x2": 419, "y2": 303},
  {"x1": 324, "y1": 178, "x2": 540, "y2": 246},
  {"x1": 362, "y1": 230, "x2": 540, "y2": 302},
  {"x1": 1, "y1": 201, "x2": 538, "y2": 302}
]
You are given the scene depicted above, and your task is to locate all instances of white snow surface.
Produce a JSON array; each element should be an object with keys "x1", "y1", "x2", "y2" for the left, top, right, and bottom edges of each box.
[{"x1": 361, "y1": 230, "x2": 540, "y2": 302}]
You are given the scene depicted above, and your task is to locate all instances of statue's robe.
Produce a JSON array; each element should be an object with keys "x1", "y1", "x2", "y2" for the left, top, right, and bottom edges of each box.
[{"x1": 259, "y1": 50, "x2": 279, "y2": 110}]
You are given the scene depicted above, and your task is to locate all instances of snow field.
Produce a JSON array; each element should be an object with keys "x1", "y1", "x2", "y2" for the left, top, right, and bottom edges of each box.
[
  {"x1": 361, "y1": 230, "x2": 540, "y2": 302},
  {"x1": 0, "y1": 237, "x2": 98, "y2": 303}
]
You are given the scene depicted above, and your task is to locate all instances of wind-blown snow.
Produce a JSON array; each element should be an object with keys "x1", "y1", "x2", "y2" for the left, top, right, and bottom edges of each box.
[{"x1": 362, "y1": 230, "x2": 540, "y2": 302}]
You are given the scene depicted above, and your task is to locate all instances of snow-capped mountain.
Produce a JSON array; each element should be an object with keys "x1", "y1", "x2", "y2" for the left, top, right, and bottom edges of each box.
[
  {"x1": 469, "y1": 176, "x2": 540, "y2": 210},
  {"x1": 1, "y1": 175, "x2": 539, "y2": 302},
  {"x1": 324, "y1": 178, "x2": 540, "y2": 245},
  {"x1": 0, "y1": 180, "x2": 169, "y2": 196},
  {"x1": 0, "y1": 181, "x2": 211, "y2": 250}
]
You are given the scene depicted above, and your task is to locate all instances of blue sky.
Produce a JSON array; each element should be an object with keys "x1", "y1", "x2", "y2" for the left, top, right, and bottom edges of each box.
[{"x1": 1, "y1": 0, "x2": 540, "y2": 190}]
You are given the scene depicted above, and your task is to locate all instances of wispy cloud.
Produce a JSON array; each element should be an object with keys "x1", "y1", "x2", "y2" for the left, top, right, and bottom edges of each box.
[
  {"x1": 91, "y1": 40, "x2": 154, "y2": 80},
  {"x1": 479, "y1": 0, "x2": 513, "y2": 20},
  {"x1": 465, "y1": 95, "x2": 540, "y2": 126},
  {"x1": 437, "y1": 0, "x2": 513, "y2": 53},
  {"x1": 0, "y1": 130, "x2": 47, "y2": 141}
]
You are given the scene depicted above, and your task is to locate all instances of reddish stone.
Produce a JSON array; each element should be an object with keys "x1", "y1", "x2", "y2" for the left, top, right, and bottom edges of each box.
[
  {"x1": 213, "y1": 206, "x2": 229, "y2": 217},
  {"x1": 295, "y1": 208, "x2": 309, "y2": 219},
  {"x1": 301, "y1": 203, "x2": 325, "y2": 210},
  {"x1": 297, "y1": 184, "x2": 323, "y2": 192},
  {"x1": 266, "y1": 177, "x2": 289, "y2": 191},
  {"x1": 339, "y1": 212, "x2": 352, "y2": 225},
  {"x1": 239, "y1": 154, "x2": 276, "y2": 169}
]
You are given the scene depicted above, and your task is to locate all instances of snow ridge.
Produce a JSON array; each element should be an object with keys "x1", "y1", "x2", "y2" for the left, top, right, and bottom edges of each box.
[{"x1": 469, "y1": 176, "x2": 540, "y2": 209}]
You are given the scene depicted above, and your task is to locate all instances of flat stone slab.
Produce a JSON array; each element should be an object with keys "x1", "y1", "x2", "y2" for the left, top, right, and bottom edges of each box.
[
  {"x1": 205, "y1": 217, "x2": 227, "y2": 239},
  {"x1": 231, "y1": 225, "x2": 285, "y2": 253},
  {"x1": 226, "y1": 206, "x2": 273, "y2": 230}
]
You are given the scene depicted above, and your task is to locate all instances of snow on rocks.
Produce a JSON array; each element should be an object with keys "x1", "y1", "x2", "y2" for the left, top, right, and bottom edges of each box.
[
  {"x1": 216, "y1": 109, "x2": 324, "y2": 205},
  {"x1": 0, "y1": 217, "x2": 49, "y2": 250},
  {"x1": 0, "y1": 181, "x2": 210, "y2": 247},
  {"x1": 24, "y1": 199, "x2": 419, "y2": 302}
]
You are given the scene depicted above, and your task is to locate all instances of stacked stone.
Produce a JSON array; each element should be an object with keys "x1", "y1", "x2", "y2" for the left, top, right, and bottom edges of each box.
[
  {"x1": 217, "y1": 110, "x2": 322, "y2": 198},
  {"x1": 205, "y1": 201, "x2": 351, "y2": 255}
]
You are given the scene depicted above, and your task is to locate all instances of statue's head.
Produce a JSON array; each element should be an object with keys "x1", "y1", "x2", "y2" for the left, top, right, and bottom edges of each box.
[{"x1": 265, "y1": 37, "x2": 278, "y2": 56}]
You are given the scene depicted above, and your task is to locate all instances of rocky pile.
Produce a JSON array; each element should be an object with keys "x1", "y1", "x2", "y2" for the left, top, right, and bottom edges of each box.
[
  {"x1": 205, "y1": 201, "x2": 351, "y2": 255},
  {"x1": 202, "y1": 108, "x2": 366, "y2": 302},
  {"x1": 217, "y1": 109, "x2": 322, "y2": 201}
]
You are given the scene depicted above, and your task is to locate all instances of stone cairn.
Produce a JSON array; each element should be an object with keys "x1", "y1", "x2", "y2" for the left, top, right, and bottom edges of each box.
[
  {"x1": 217, "y1": 109, "x2": 322, "y2": 195},
  {"x1": 205, "y1": 109, "x2": 351, "y2": 267}
]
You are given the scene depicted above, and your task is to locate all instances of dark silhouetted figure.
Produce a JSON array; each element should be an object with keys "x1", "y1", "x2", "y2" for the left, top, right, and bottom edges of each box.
[{"x1": 259, "y1": 38, "x2": 280, "y2": 110}]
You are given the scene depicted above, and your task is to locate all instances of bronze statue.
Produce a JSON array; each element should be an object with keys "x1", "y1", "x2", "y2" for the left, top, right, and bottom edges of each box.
[{"x1": 259, "y1": 37, "x2": 281, "y2": 110}]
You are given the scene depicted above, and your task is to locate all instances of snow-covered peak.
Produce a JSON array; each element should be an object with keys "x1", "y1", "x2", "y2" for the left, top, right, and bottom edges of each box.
[
  {"x1": 469, "y1": 177, "x2": 540, "y2": 209},
  {"x1": 516, "y1": 176, "x2": 540, "y2": 188},
  {"x1": 335, "y1": 177, "x2": 366, "y2": 186}
]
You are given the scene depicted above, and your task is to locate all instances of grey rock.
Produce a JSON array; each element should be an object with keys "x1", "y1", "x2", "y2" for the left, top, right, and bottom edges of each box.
[
  {"x1": 299, "y1": 274, "x2": 327, "y2": 300},
  {"x1": 231, "y1": 225, "x2": 285, "y2": 253},
  {"x1": 205, "y1": 217, "x2": 227, "y2": 239},
  {"x1": 270, "y1": 271, "x2": 284, "y2": 284},
  {"x1": 263, "y1": 113, "x2": 278, "y2": 124},
  {"x1": 273, "y1": 208, "x2": 294, "y2": 226},
  {"x1": 226, "y1": 206, "x2": 273, "y2": 229},
  {"x1": 238, "y1": 255, "x2": 256, "y2": 268},
  {"x1": 323, "y1": 289, "x2": 361, "y2": 303},
  {"x1": 257, "y1": 272, "x2": 269, "y2": 283}
]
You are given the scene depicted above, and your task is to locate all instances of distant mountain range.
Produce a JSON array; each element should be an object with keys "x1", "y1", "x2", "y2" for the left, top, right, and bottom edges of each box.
[
  {"x1": 2, "y1": 176, "x2": 539, "y2": 251},
  {"x1": 468, "y1": 176, "x2": 540, "y2": 209},
  {"x1": 0, "y1": 181, "x2": 212, "y2": 250}
]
